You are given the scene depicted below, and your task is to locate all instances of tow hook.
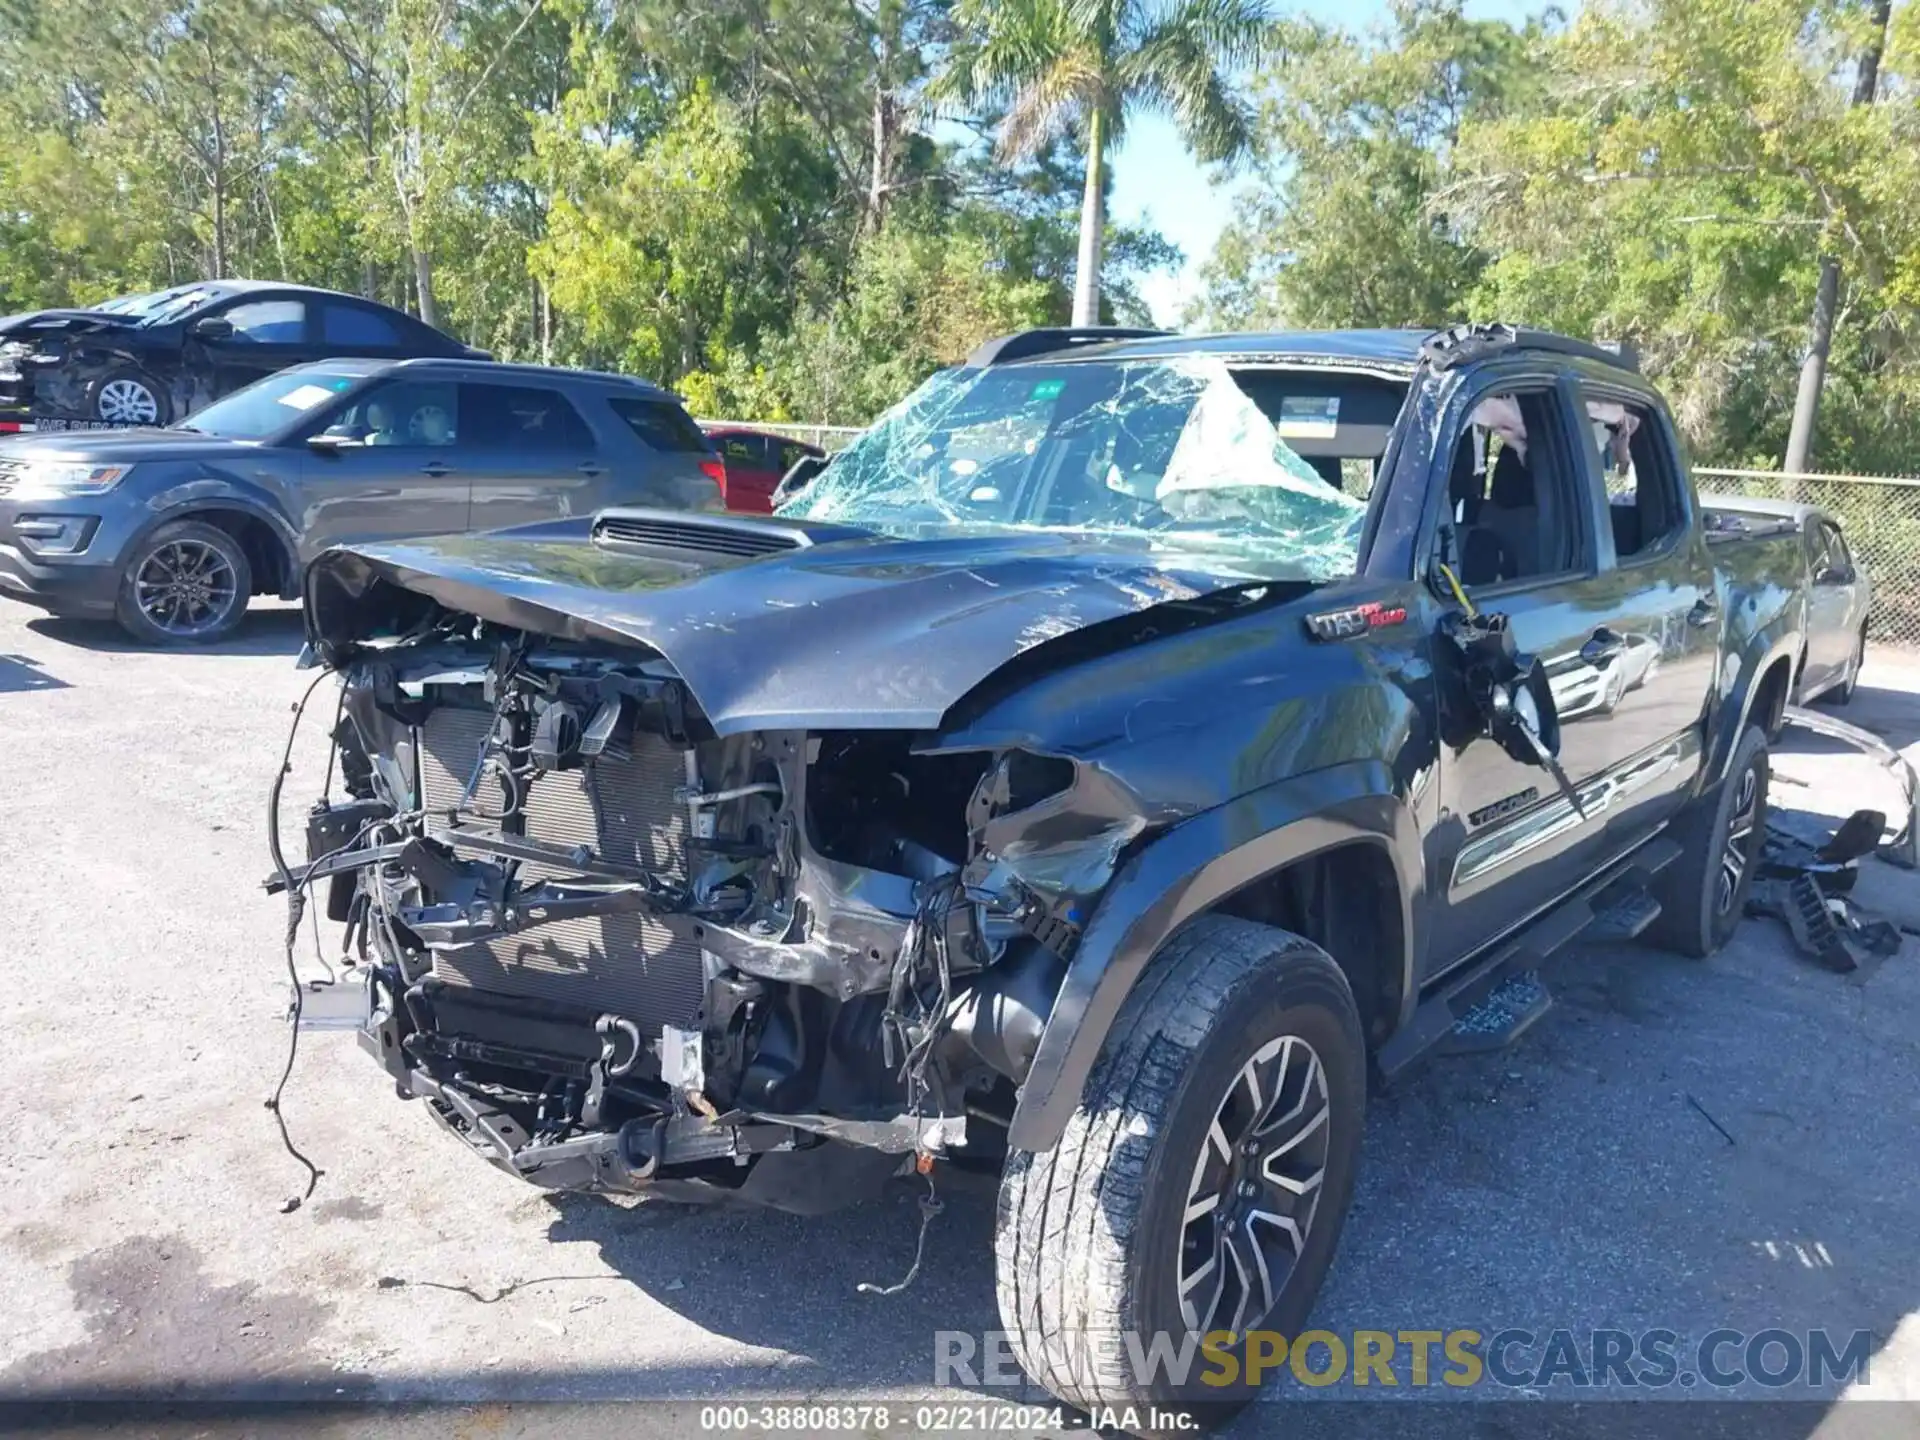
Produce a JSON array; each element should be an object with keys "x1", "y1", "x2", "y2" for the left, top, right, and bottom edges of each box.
[
  {"x1": 582, "y1": 1013, "x2": 642, "y2": 1127},
  {"x1": 616, "y1": 1115, "x2": 671, "y2": 1183}
]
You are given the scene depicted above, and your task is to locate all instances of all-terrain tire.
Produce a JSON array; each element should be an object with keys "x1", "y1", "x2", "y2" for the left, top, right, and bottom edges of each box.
[
  {"x1": 994, "y1": 915, "x2": 1365, "y2": 1424},
  {"x1": 114, "y1": 518, "x2": 252, "y2": 645},
  {"x1": 1647, "y1": 724, "x2": 1770, "y2": 958}
]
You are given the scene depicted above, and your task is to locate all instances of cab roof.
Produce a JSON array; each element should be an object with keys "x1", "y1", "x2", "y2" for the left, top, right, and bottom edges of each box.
[{"x1": 966, "y1": 323, "x2": 1639, "y2": 376}]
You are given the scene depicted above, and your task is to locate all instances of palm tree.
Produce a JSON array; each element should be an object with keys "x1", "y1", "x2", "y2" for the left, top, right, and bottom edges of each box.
[{"x1": 936, "y1": 0, "x2": 1270, "y2": 327}]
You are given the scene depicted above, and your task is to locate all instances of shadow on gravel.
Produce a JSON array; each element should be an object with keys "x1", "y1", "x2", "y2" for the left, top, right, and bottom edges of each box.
[
  {"x1": 539, "y1": 1168, "x2": 1005, "y2": 1392},
  {"x1": 1836, "y1": 684, "x2": 1920, "y2": 752},
  {"x1": 0, "y1": 650, "x2": 68, "y2": 692},
  {"x1": 27, "y1": 606, "x2": 306, "y2": 658}
]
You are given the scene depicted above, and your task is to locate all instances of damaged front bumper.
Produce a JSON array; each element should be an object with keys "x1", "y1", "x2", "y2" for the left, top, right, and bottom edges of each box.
[{"x1": 280, "y1": 628, "x2": 1155, "y2": 1209}]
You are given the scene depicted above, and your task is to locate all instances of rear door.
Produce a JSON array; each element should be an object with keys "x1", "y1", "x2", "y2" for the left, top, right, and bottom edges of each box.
[
  {"x1": 1804, "y1": 518, "x2": 1857, "y2": 687},
  {"x1": 457, "y1": 381, "x2": 601, "y2": 532},
  {"x1": 1423, "y1": 373, "x2": 1704, "y2": 971},
  {"x1": 1571, "y1": 383, "x2": 1720, "y2": 823},
  {"x1": 294, "y1": 377, "x2": 470, "y2": 559}
]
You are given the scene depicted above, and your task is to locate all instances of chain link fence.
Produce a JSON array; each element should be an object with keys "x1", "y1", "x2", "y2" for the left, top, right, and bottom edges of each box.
[
  {"x1": 696, "y1": 421, "x2": 1920, "y2": 648},
  {"x1": 697, "y1": 419, "x2": 864, "y2": 454},
  {"x1": 1696, "y1": 468, "x2": 1920, "y2": 647}
]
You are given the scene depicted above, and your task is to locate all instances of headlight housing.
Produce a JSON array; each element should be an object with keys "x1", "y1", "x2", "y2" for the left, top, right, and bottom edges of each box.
[{"x1": 8, "y1": 462, "x2": 132, "y2": 498}]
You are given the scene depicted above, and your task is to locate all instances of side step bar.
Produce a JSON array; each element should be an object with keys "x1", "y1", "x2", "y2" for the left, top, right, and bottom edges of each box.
[{"x1": 1376, "y1": 835, "x2": 1681, "y2": 1082}]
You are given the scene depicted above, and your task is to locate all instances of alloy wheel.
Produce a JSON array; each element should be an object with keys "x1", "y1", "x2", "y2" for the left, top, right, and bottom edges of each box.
[
  {"x1": 1716, "y1": 762, "x2": 1761, "y2": 917},
  {"x1": 98, "y1": 378, "x2": 160, "y2": 425},
  {"x1": 1177, "y1": 1033, "x2": 1331, "y2": 1336},
  {"x1": 133, "y1": 539, "x2": 239, "y2": 637}
]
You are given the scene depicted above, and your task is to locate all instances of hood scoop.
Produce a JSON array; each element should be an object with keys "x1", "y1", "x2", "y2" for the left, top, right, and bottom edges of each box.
[
  {"x1": 592, "y1": 510, "x2": 807, "y2": 559},
  {"x1": 590, "y1": 507, "x2": 871, "y2": 560}
]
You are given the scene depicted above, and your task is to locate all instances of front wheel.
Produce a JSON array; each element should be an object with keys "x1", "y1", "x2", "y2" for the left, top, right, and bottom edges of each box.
[
  {"x1": 994, "y1": 915, "x2": 1366, "y2": 1420},
  {"x1": 114, "y1": 519, "x2": 252, "y2": 645},
  {"x1": 1648, "y1": 724, "x2": 1770, "y2": 958},
  {"x1": 91, "y1": 368, "x2": 168, "y2": 427}
]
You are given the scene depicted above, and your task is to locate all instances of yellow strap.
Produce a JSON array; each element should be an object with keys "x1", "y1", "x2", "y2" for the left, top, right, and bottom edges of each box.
[{"x1": 1437, "y1": 562, "x2": 1476, "y2": 617}]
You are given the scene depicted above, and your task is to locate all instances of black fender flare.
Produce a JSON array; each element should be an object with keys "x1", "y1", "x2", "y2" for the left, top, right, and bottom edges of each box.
[
  {"x1": 118, "y1": 484, "x2": 301, "y2": 597},
  {"x1": 1006, "y1": 760, "x2": 1422, "y2": 1153},
  {"x1": 1704, "y1": 630, "x2": 1803, "y2": 789}
]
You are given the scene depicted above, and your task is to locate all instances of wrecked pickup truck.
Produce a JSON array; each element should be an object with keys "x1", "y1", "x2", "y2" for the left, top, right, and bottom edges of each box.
[{"x1": 286, "y1": 323, "x2": 1810, "y2": 1417}]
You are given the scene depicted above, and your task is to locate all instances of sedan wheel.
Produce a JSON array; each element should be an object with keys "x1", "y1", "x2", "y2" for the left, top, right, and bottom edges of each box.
[{"x1": 96, "y1": 376, "x2": 162, "y2": 426}]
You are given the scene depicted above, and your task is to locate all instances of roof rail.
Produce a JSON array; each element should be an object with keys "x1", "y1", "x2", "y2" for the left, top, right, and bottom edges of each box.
[
  {"x1": 966, "y1": 326, "x2": 1171, "y2": 367},
  {"x1": 1419, "y1": 323, "x2": 1641, "y2": 374}
]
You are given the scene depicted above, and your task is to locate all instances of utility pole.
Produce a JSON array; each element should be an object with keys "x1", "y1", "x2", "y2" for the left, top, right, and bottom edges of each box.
[{"x1": 1784, "y1": 0, "x2": 1891, "y2": 473}]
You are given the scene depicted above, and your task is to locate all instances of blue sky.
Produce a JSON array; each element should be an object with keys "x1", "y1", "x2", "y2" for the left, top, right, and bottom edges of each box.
[{"x1": 1109, "y1": 0, "x2": 1553, "y2": 324}]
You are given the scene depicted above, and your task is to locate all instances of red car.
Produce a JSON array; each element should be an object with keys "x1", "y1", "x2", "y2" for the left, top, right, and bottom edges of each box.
[{"x1": 705, "y1": 427, "x2": 827, "y2": 513}]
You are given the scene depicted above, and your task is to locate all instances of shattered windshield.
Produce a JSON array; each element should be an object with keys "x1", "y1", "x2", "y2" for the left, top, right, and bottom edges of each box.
[
  {"x1": 91, "y1": 291, "x2": 160, "y2": 316},
  {"x1": 123, "y1": 286, "x2": 218, "y2": 325},
  {"x1": 777, "y1": 356, "x2": 1367, "y2": 577}
]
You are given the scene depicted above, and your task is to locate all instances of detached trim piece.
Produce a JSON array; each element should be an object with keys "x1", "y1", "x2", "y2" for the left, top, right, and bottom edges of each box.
[
  {"x1": 1419, "y1": 323, "x2": 1640, "y2": 375},
  {"x1": 1781, "y1": 705, "x2": 1920, "y2": 869}
]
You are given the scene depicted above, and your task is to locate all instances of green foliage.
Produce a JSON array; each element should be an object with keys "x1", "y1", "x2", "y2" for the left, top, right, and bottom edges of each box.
[
  {"x1": 935, "y1": 0, "x2": 1269, "y2": 321},
  {"x1": 0, "y1": 0, "x2": 1187, "y2": 421},
  {"x1": 1197, "y1": 0, "x2": 1920, "y2": 472},
  {"x1": 1193, "y1": 0, "x2": 1542, "y2": 331}
]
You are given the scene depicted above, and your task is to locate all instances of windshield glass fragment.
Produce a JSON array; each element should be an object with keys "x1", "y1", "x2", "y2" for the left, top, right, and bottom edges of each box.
[{"x1": 779, "y1": 356, "x2": 1367, "y2": 578}]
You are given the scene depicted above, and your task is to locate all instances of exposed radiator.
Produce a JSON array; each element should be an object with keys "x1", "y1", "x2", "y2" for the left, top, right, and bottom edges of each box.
[{"x1": 416, "y1": 706, "x2": 705, "y2": 1037}]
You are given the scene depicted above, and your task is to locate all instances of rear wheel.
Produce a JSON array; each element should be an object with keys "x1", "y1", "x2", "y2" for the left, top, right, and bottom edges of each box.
[
  {"x1": 1826, "y1": 626, "x2": 1867, "y2": 706},
  {"x1": 994, "y1": 915, "x2": 1365, "y2": 1420},
  {"x1": 114, "y1": 519, "x2": 251, "y2": 645},
  {"x1": 1648, "y1": 724, "x2": 1769, "y2": 958}
]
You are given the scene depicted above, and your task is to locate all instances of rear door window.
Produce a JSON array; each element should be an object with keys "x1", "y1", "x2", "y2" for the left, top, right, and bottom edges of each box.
[
  {"x1": 1581, "y1": 392, "x2": 1687, "y2": 562},
  {"x1": 321, "y1": 304, "x2": 403, "y2": 347},
  {"x1": 609, "y1": 397, "x2": 711, "y2": 453},
  {"x1": 459, "y1": 386, "x2": 593, "y2": 452}
]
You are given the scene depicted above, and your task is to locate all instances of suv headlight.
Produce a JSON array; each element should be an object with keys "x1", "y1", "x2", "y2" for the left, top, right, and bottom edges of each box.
[{"x1": 9, "y1": 462, "x2": 132, "y2": 497}]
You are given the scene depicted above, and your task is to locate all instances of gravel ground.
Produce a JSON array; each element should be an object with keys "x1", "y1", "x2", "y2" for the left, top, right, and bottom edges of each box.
[{"x1": 2, "y1": 601, "x2": 1918, "y2": 1439}]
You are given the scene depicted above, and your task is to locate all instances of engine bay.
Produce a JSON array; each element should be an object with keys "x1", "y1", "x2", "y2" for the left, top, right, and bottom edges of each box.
[{"x1": 287, "y1": 620, "x2": 1145, "y2": 1208}]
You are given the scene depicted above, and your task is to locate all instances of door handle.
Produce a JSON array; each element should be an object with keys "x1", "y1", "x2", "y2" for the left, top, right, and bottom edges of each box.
[
  {"x1": 420, "y1": 460, "x2": 451, "y2": 478},
  {"x1": 1688, "y1": 593, "x2": 1720, "y2": 628},
  {"x1": 577, "y1": 461, "x2": 606, "y2": 478},
  {"x1": 1580, "y1": 627, "x2": 1625, "y2": 664}
]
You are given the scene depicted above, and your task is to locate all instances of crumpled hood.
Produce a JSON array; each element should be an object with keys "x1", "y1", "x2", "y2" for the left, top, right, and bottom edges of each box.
[
  {"x1": 307, "y1": 515, "x2": 1312, "y2": 735},
  {"x1": 0, "y1": 308, "x2": 140, "y2": 339}
]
